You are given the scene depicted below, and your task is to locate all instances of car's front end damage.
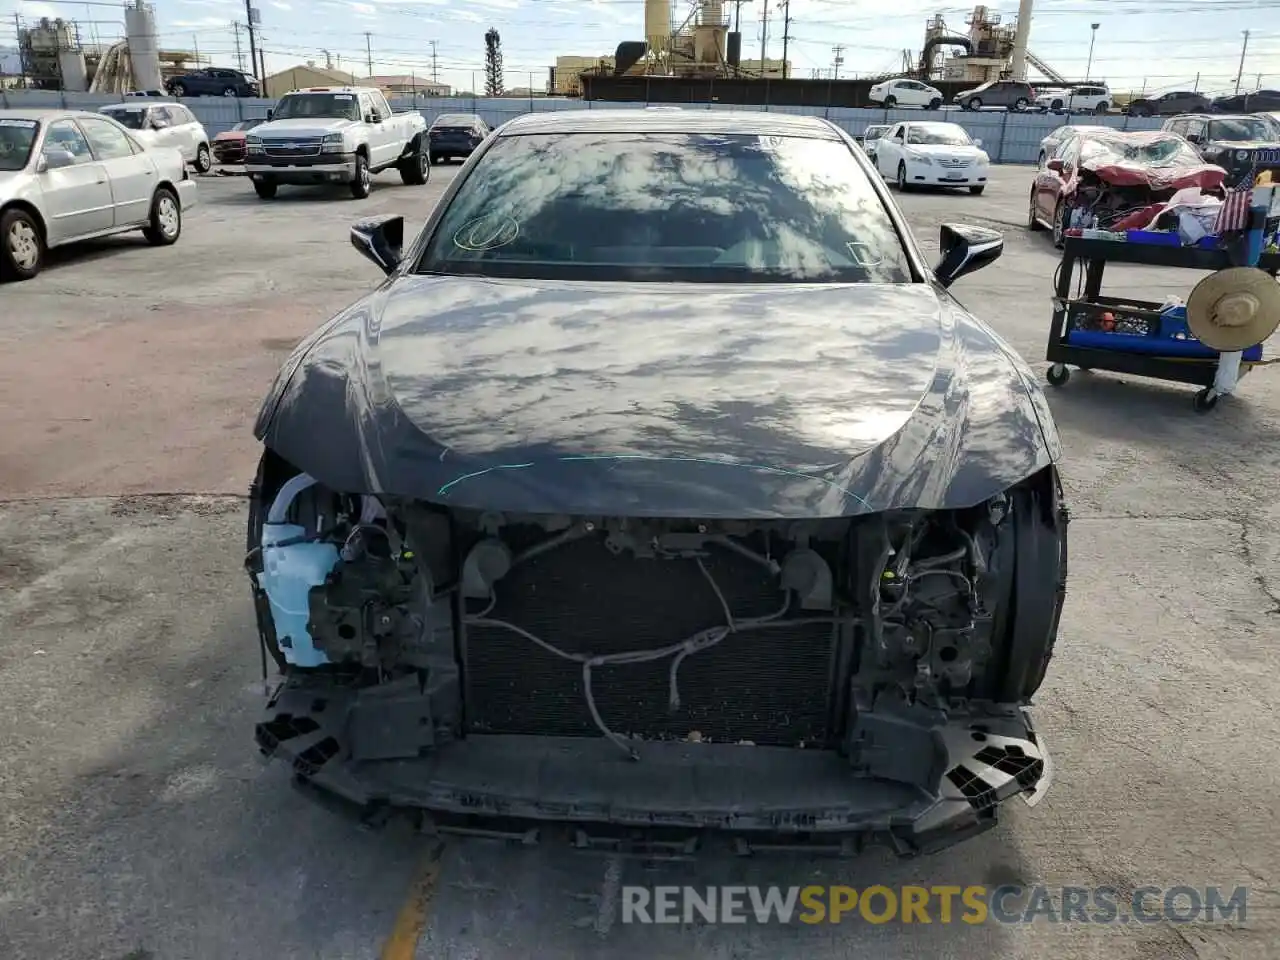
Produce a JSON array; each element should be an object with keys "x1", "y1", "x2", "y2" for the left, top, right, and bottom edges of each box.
[
  {"x1": 251, "y1": 477, "x2": 1064, "y2": 856},
  {"x1": 246, "y1": 275, "x2": 1068, "y2": 858}
]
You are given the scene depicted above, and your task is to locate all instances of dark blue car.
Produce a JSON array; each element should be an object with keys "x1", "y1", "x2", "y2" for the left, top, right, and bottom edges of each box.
[{"x1": 428, "y1": 113, "x2": 490, "y2": 165}]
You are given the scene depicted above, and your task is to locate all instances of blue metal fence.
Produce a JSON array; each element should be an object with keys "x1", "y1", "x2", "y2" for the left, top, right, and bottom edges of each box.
[{"x1": 0, "y1": 89, "x2": 1166, "y2": 165}]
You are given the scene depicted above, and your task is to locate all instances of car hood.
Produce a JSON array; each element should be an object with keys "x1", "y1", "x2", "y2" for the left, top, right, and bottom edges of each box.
[
  {"x1": 255, "y1": 277, "x2": 1058, "y2": 518},
  {"x1": 905, "y1": 143, "x2": 985, "y2": 158},
  {"x1": 254, "y1": 118, "x2": 354, "y2": 137}
]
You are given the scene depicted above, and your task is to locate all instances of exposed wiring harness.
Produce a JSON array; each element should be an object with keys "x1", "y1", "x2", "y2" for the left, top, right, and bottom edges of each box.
[{"x1": 463, "y1": 556, "x2": 852, "y2": 761}]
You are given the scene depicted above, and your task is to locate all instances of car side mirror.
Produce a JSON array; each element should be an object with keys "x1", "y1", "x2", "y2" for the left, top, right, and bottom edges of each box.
[
  {"x1": 266, "y1": 109, "x2": 274, "y2": 120},
  {"x1": 973, "y1": 137, "x2": 983, "y2": 148},
  {"x1": 1046, "y1": 158, "x2": 1065, "y2": 173},
  {"x1": 934, "y1": 223, "x2": 1003, "y2": 288},
  {"x1": 853, "y1": 134, "x2": 865, "y2": 144},
  {"x1": 40, "y1": 149, "x2": 77, "y2": 171},
  {"x1": 351, "y1": 214, "x2": 404, "y2": 275},
  {"x1": 1186, "y1": 133, "x2": 1202, "y2": 144},
  {"x1": 366, "y1": 113, "x2": 379, "y2": 124}
]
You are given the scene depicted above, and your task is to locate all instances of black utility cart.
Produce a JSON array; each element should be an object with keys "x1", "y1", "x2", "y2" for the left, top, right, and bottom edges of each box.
[{"x1": 1045, "y1": 236, "x2": 1280, "y2": 412}]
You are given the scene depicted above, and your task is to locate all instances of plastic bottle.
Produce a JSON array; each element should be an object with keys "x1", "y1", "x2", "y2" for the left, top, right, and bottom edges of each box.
[{"x1": 259, "y1": 474, "x2": 341, "y2": 668}]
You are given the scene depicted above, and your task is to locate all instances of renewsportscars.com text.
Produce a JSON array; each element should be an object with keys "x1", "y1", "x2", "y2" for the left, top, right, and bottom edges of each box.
[{"x1": 621, "y1": 885, "x2": 1248, "y2": 925}]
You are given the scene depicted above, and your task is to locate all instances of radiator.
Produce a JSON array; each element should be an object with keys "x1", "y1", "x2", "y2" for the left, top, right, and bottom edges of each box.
[{"x1": 463, "y1": 533, "x2": 837, "y2": 747}]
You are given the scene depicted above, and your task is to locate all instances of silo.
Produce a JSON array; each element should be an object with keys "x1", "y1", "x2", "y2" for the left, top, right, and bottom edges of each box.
[
  {"x1": 644, "y1": 0, "x2": 671, "y2": 59},
  {"x1": 58, "y1": 49, "x2": 89, "y2": 91},
  {"x1": 124, "y1": 0, "x2": 163, "y2": 92}
]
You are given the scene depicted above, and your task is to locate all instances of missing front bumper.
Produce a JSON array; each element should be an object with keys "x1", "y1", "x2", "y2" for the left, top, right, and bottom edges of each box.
[{"x1": 256, "y1": 679, "x2": 1049, "y2": 858}]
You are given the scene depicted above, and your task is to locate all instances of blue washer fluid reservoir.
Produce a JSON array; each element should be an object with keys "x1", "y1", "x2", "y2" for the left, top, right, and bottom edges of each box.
[{"x1": 258, "y1": 473, "x2": 341, "y2": 668}]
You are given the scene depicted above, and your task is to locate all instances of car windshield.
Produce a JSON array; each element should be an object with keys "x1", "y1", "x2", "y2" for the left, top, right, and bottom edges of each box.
[
  {"x1": 864, "y1": 126, "x2": 887, "y2": 140},
  {"x1": 417, "y1": 131, "x2": 912, "y2": 283},
  {"x1": 270, "y1": 93, "x2": 360, "y2": 121},
  {"x1": 433, "y1": 114, "x2": 479, "y2": 128},
  {"x1": 1081, "y1": 133, "x2": 1202, "y2": 167},
  {"x1": 907, "y1": 123, "x2": 972, "y2": 146},
  {"x1": 970, "y1": 81, "x2": 994, "y2": 92},
  {"x1": 0, "y1": 118, "x2": 39, "y2": 171},
  {"x1": 1208, "y1": 117, "x2": 1275, "y2": 142},
  {"x1": 101, "y1": 107, "x2": 147, "y2": 130},
  {"x1": 234, "y1": 119, "x2": 265, "y2": 132}
]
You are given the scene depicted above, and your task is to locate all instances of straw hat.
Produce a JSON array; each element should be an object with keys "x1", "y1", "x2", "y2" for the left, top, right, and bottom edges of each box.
[{"x1": 1186, "y1": 267, "x2": 1280, "y2": 352}]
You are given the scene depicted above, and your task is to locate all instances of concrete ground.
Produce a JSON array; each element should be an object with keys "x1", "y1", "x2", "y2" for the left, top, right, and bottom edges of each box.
[{"x1": 1, "y1": 164, "x2": 1278, "y2": 960}]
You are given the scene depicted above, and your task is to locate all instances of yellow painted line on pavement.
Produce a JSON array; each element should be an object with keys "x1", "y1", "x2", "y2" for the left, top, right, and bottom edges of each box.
[{"x1": 381, "y1": 839, "x2": 445, "y2": 960}]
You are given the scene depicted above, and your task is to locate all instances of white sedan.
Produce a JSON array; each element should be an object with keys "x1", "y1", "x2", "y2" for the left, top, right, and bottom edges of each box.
[
  {"x1": 0, "y1": 108, "x2": 198, "y2": 282},
  {"x1": 867, "y1": 78, "x2": 945, "y2": 110},
  {"x1": 873, "y1": 120, "x2": 990, "y2": 194}
]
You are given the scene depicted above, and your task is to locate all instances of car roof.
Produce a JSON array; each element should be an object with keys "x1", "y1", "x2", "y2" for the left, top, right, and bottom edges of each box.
[
  {"x1": 433, "y1": 113, "x2": 482, "y2": 122},
  {"x1": 0, "y1": 107, "x2": 101, "y2": 122},
  {"x1": 495, "y1": 109, "x2": 842, "y2": 139}
]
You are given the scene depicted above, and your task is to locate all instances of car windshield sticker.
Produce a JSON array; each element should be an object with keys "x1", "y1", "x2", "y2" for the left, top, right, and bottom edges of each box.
[
  {"x1": 453, "y1": 215, "x2": 520, "y2": 251},
  {"x1": 846, "y1": 242, "x2": 883, "y2": 267},
  {"x1": 758, "y1": 135, "x2": 785, "y2": 150},
  {"x1": 0, "y1": 119, "x2": 36, "y2": 128}
]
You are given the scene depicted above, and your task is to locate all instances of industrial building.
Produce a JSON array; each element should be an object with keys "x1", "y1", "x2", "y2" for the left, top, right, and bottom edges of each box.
[
  {"x1": 12, "y1": 1, "x2": 177, "y2": 94},
  {"x1": 572, "y1": 0, "x2": 1080, "y2": 106}
]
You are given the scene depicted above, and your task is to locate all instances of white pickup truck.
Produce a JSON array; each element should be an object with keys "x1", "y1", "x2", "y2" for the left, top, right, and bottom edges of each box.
[{"x1": 244, "y1": 86, "x2": 429, "y2": 199}]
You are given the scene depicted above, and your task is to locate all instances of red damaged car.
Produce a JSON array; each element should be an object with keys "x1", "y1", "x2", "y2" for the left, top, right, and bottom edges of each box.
[
  {"x1": 1027, "y1": 129, "x2": 1227, "y2": 246},
  {"x1": 211, "y1": 118, "x2": 267, "y2": 165}
]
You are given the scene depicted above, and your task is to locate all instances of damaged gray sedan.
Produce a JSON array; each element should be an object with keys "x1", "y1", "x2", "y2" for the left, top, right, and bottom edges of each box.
[{"x1": 248, "y1": 110, "x2": 1068, "y2": 857}]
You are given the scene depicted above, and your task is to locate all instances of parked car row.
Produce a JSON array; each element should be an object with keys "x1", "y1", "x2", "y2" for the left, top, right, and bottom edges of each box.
[
  {"x1": 1126, "y1": 88, "x2": 1280, "y2": 117},
  {"x1": 0, "y1": 108, "x2": 198, "y2": 281}
]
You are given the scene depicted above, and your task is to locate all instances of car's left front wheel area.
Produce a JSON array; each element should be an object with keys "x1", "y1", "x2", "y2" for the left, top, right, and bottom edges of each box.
[
  {"x1": 194, "y1": 143, "x2": 213, "y2": 174},
  {"x1": 143, "y1": 187, "x2": 182, "y2": 246},
  {"x1": 0, "y1": 207, "x2": 44, "y2": 282}
]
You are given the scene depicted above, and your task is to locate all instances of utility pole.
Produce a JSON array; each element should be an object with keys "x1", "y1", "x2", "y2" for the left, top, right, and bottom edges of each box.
[
  {"x1": 430, "y1": 40, "x2": 439, "y2": 83},
  {"x1": 780, "y1": 0, "x2": 791, "y2": 80},
  {"x1": 364, "y1": 31, "x2": 373, "y2": 78},
  {"x1": 759, "y1": 0, "x2": 768, "y2": 71},
  {"x1": 243, "y1": 0, "x2": 259, "y2": 84},
  {"x1": 1234, "y1": 29, "x2": 1249, "y2": 95},
  {"x1": 832, "y1": 44, "x2": 845, "y2": 81},
  {"x1": 192, "y1": 34, "x2": 200, "y2": 66},
  {"x1": 232, "y1": 21, "x2": 245, "y2": 71}
]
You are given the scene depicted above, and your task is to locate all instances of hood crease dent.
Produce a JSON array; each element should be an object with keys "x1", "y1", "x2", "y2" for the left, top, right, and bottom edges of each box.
[{"x1": 256, "y1": 277, "x2": 1056, "y2": 518}]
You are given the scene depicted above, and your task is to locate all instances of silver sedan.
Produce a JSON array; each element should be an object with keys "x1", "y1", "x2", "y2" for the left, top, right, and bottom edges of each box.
[{"x1": 0, "y1": 107, "x2": 199, "y2": 282}]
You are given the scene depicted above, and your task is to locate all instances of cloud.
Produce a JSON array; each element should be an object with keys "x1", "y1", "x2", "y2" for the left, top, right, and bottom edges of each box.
[
  {"x1": 351, "y1": 1, "x2": 377, "y2": 15},
  {"x1": 271, "y1": 0, "x2": 292, "y2": 8},
  {"x1": 451, "y1": 9, "x2": 484, "y2": 21}
]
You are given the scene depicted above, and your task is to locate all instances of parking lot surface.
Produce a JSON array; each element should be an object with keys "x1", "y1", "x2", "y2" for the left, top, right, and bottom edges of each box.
[{"x1": 1, "y1": 165, "x2": 1278, "y2": 960}]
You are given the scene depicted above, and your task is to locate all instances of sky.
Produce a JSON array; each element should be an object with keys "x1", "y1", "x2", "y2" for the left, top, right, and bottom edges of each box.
[{"x1": 0, "y1": 0, "x2": 1277, "y2": 96}]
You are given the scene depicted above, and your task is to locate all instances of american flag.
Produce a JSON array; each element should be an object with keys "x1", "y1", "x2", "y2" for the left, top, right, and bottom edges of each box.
[{"x1": 1213, "y1": 183, "x2": 1254, "y2": 234}]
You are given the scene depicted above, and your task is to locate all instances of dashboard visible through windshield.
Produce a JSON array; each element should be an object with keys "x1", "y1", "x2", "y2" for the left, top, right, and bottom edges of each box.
[{"x1": 416, "y1": 131, "x2": 913, "y2": 283}]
